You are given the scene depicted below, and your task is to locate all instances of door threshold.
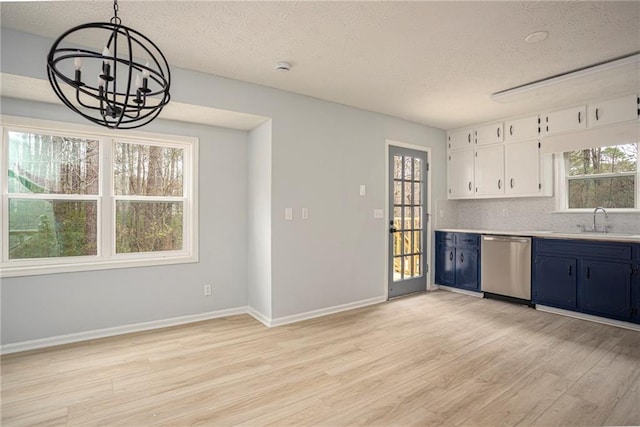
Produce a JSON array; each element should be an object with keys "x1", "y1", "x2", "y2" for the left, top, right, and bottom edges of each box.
[{"x1": 388, "y1": 290, "x2": 426, "y2": 301}]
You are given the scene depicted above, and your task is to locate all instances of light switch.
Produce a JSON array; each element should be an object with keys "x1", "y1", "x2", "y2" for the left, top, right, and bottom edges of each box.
[
  {"x1": 285, "y1": 208, "x2": 293, "y2": 221},
  {"x1": 373, "y1": 209, "x2": 384, "y2": 219},
  {"x1": 359, "y1": 185, "x2": 366, "y2": 196},
  {"x1": 301, "y1": 207, "x2": 309, "y2": 220}
]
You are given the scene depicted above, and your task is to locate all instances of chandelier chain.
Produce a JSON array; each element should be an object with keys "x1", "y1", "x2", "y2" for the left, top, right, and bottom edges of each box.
[{"x1": 111, "y1": 0, "x2": 121, "y2": 26}]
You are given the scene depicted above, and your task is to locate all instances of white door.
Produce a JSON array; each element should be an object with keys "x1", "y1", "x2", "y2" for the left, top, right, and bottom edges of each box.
[
  {"x1": 474, "y1": 145, "x2": 504, "y2": 196},
  {"x1": 505, "y1": 139, "x2": 541, "y2": 196},
  {"x1": 448, "y1": 149, "x2": 474, "y2": 198}
]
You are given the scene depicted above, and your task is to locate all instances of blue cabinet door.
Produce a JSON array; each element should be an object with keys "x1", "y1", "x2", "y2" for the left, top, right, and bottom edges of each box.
[
  {"x1": 533, "y1": 256, "x2": 577, "y2": 310},
  {"x1": 456, "y1": 247, "x2": 479, "y2": 291},
  {"x1": 435, "y1": 245, "x2": 456, "y2": 286},
  {"x1": 581, "y1": 259, "x2": 632, "y2": 321}
]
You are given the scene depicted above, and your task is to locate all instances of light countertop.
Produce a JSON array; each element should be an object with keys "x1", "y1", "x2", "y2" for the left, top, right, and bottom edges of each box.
[{"x1": 435, "y1": 228, "x2": 640, "y2": 243}]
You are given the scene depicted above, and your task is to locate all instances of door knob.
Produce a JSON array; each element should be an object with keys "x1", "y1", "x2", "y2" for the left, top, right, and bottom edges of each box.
[{"x1": 389, "y1": 226, "x2": 398, "y2": 233}]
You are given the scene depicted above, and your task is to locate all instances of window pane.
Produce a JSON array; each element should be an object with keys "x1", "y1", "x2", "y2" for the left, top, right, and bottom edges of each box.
[
  {"x1": 7, "y1": 131, "x2": 99, "y2": 195},
  {"x1": 114, "y1": 142, "x2": 184, "y2": 196},
  {"x1": 568, "y1": 176, "x2": 635, "y2": 209},
  {"x1": 567, "y1": 144, "x2": 638, "y2": 176},
  {"x1": 394, "y1": 181, "x2": 402, "y2": 205},
  {"x1": 116, "y1": 201, "x2": 183, "y2": 253},
  {"x1": 9, "y1": 199, "x2": 97, "y2": 259},
  {"x1": 403, "y1": 156, "x2": 413, "y2": 180},
  {"x1": 414, "y1": 158, "x2": 422, "y2": 181}
]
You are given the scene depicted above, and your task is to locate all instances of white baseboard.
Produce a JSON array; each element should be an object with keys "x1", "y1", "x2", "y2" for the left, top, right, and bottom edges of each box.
[
  {"x1": 269, "y1": 295, "x2": 387, "y2": 327},
  {"x1": 247, "y1": 307, "x2": 272, "y2": 327},
  {"x1": 2, "y1": 296, "x2": 390, "y2": 354},
  {"x1": 0, "y1": 306, "x2": 248, "y2": 355},
  {"x1": 536, "y1": 305, "x2": 640, "y2": 332}
]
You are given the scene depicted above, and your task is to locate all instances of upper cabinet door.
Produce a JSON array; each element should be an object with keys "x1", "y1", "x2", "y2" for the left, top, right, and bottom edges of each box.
[
  {"x1": 448, "y1": 149, "x2": 474, "y2": 198},
  {"x1": 588, "y1": 94, "x2": 639, "y2": 128},
  {"x1": 447, "y1": 128, "x2": 474, "y2": 150},
  {"x1": 475, "y1": 122, "x2": 504, "y2": 145},
  {"x1": 543, "y1": 105, "x2": 587, "y2": 135},
  {"x1": 505, "y1": 139, "x2": 541, "y2": 196},
  {"x1": 474, "y1": 145, "x2": 504, "y2": 196},
  {"x1": 505, "y1": 116, "x2": 539, "y2": 142}
]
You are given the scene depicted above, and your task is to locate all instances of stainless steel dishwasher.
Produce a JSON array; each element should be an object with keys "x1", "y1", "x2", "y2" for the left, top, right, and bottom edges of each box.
[{"x1": 481, "y1": 235, "x2": 532, "y2": 302}]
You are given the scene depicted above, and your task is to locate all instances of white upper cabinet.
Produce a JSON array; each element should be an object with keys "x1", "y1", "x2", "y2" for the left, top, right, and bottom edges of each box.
[
  {"x1": 505, "y1": 116, "x2": 539, "y2": 142},
  {"x1": 447, "y1": 128, "x2": 473, "y2": 150},
  {"x1": 474, "y1": 145, "x2": 504, "y2": 196},
  {"x1": 448, "y1": 149, "x2": 474, "y2": 198},
  {"x1": 505, "y1": 139, "x2": 541, "y2": 196},
  {"x1": 543, "y1": 105, "x2": 587, "y2": 135},
  {"x1": 588, "y1": 94, "x2": 639, "y2": 128},
  {"x1": 475, "y1": 122, "x2": 504, "y2": 145}
]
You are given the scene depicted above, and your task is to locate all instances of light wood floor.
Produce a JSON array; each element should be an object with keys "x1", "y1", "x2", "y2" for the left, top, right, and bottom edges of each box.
[{"x1": 2, "y1": 290, "x2": 640, "y2": 426}]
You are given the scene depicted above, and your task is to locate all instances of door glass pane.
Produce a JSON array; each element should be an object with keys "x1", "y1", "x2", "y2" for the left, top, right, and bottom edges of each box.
[
  {"x1": 393, "y1": 156, "x2": 402, "y2": 179},
  {"x1": 413, "y1": 207, "x2": 422, "y2": 229},
  {"x1": 414, "y1": 254, "x2": 422, "y2": 277},
  {"x1": 8, "y1": 199, "x2": 98, "y2": 259},
  {"x1": 413, "y1": 231, "x2": 422, "y2": 253},
  {"x1": 393, "y1": 231, "x2": 403, "y2": 256},
  {"x1": 403, "y1": 207, "x2": 412, "y2": 231},
  {"x1": 404, "y1": 182, "x2": 413, "y2": 205},
  {"x1": 414, "y1": 158, "x2": 422, "y2": 181},
  {"x1": 394, "y1": 181, "x2": 402, "y2": 205},
  {"x1": 403, "y1": 255, "x2": 414, "y2": 277},
  {"x1": 393, "y1": 256, "x2": 403, "y2": 280},
  {"x1": 413, "y1": 183, "x2": 422, "y2": 206},
  {"x1": 403, "y1": 156, "x2": 413, "y2": 180}
]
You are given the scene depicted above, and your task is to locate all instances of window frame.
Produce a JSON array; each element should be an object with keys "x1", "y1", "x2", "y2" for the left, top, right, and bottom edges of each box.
[
  {"x1": 555, "y1": 142, "x2": 640, "y2": 212},
  {"x1": 0, "y1": 115, "x2": 199, "y2": 278}
]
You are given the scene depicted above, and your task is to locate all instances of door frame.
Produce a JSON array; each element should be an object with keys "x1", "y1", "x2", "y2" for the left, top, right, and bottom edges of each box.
[{"x1": 385, "y1": 139, "x2": 432, "y2": 300}]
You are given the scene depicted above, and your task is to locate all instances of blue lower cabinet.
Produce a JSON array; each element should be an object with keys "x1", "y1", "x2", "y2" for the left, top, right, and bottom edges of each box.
[
  {"x1": 581, "y1": 259, "x2": 632, "y2": 321},
  {"x1": 456, "y1": 247, "x2": 479, "y2": 291},
  {"x1": 435, "y1": 232, "x2": 480, "y2": 291},
  {"x1": 435, "y1": 246, "x2": 455, "y2": 287},
  {"x1": 533, "y1": 255, "x2": 577, "y2": 310},
  {"x1": 533, "y1": 238, "x2": 639, "y2": 324}
]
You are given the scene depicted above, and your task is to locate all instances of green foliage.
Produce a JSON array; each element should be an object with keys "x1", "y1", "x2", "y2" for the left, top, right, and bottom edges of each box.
[{"x1": 566, "y1": 143, "x2": 638, "y2": 209}]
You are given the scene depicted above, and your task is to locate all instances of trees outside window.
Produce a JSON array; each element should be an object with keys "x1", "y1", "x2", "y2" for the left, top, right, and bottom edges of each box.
[
  {"x1": 1, "y1": 119, "x2": 197, "y2": 277},
  {"x1": 565, "y1": 143, "x2": 638, "y2": 209}
]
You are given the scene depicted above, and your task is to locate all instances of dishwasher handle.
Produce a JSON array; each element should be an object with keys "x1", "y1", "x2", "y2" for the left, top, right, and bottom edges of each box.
[{"x1": 482, "y1": 236, "x2": 530, "y2": 244}]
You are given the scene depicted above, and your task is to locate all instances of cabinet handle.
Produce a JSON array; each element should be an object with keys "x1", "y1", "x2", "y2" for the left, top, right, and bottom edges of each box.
[
  {"x1": 497, "y1": 127, "x2": 500, "y2": 138},
  {"x1": 510, "y1": 178, "x2": 514, "y2": 188},
  {"x1": 460, "y1": 253, "x2": 464, "y2": 263},
  {"x1": 595, "y1": 108, "x2": 599, "y2": 121},
  {"x1": 509, "y1": 125, "x2": 513, "y2": 136},
  {"x1": 568, "y1": 265, "x2": 572, "y2": 276},
  {"x1": 498, "y1": 179, "x2": 502, "y2": 190},
  {"x1": 468, "y1": 182, "x2": 472, "y2": 191},
  {"x1": 449, "y1": 251, "x2": 454, "y2": 261},
  {"x1": 468, "y1": 134, "x2": 471, "y2": 143},
  {"x1": 578, "y1": 111, "x2": 582, "y2": 124},
  {"x1": 586, "y1": 266, "x2": 590, "y2": 279}
]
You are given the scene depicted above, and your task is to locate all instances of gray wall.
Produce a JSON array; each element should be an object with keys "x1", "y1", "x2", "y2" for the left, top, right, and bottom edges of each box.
[
  {"x1": 1, "y1": 28, "x2": 446, "y2": 344},
  {"x1": 0, "y1": 98, "x2": 249, "y2": 344},
  {"x1": 248, "y1": 120, "x2": 272, "y2": 318}
]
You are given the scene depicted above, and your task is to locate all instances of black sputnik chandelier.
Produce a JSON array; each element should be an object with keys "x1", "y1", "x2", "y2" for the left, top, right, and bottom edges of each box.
[{"x1": 46, "y1": 0, "x2": 171, "y2": 129}]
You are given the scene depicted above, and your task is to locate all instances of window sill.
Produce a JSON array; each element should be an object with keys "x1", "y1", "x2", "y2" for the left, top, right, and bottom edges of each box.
[{"x1": 0, "y1": 254, "x2": 199, "y2": 278}]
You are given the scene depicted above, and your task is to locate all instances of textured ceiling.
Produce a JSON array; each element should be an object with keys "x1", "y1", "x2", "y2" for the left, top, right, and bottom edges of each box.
[{"x1": 1, "y1": 1, "x2": 639, "y2": 130}]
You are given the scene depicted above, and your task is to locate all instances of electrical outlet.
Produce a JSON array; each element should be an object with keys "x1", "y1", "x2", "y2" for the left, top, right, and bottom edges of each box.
[{"x1": 204, "y1": 284, "x2": 212, "y2": 296}]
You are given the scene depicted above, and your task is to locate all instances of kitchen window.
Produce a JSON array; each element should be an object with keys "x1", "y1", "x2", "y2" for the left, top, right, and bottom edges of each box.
[
  {"x1": 558, "y1": 142, "x2": 639, "y2": 210},
  {"x1": 1, "y1": 116, "x2": 198, "y2": 277}
]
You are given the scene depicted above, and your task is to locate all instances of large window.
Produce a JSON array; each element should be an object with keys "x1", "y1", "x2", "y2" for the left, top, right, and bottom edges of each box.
[
  {"x1": 1, "y1": 117, "x2": 198, "y2": 277},
  {"x1": 562, "y1": 143, "x2": 639, "y2": 210}
]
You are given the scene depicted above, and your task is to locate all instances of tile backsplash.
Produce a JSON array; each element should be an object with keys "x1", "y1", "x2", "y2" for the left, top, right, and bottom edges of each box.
[{"x1": 436, "y1": 197, "x2": 640, "y2": 234}]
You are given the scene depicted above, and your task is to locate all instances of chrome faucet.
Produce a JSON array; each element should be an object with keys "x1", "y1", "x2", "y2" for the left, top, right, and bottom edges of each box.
[{"x1": 592, "y1": 206, "x2": 608, "y2": 232}]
